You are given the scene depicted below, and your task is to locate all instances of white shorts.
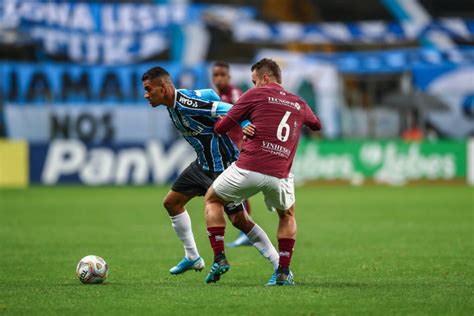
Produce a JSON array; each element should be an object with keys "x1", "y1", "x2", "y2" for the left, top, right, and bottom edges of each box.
[{"x1": 212, "y1": 163, "x2": 295, "y2": 211}]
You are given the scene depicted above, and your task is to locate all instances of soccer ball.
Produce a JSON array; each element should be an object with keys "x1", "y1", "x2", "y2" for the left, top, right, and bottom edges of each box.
[{"x1": 76, "y1": 255, "x2": 108, "y2": 284}]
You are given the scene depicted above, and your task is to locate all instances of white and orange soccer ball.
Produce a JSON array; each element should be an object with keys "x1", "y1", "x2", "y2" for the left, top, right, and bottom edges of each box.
[{"x1": 76, "y1": 255, "x2": 108, "y2": 284}]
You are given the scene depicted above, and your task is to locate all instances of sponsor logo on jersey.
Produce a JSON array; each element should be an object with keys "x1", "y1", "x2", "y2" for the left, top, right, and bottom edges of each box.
[
  {"x1": 261, "y1": 141, "x2": 291, "y2": 158},
  {"x1": 268, "y1": 97, "x2": 300, "y2": 110},
  {"x1": 179, "y1": 95, "x2": 199, "y2": 108}
]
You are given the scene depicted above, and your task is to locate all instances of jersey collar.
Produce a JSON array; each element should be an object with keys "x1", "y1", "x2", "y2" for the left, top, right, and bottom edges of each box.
[{"x1": 266, "y1": 82, "x2": 283, "y2": 90}]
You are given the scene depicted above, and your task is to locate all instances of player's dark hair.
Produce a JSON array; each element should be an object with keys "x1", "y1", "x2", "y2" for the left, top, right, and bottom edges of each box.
[
  {"x1": 213, "y1": 61, "x2": 230, "y2": 70},
  {"x1": 142, "y1": 66, "x2": 172, "y2": 82},
  {"x1": 251, "y1": 58, "x2": 282, "y2": 84}
]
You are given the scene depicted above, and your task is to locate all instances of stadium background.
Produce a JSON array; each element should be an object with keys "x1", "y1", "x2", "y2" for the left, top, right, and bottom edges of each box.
[
  {"x1": 0, "y1": 0, "x2": 473, "y2": 186},
  {"x1": 0, "y1": 0, "x2": 473, "y2": 315}
]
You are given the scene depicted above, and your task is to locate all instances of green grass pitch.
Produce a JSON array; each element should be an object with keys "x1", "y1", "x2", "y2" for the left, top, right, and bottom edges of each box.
[{"x1": 0, "y1": 185, "x2": 473, "y2": 315}]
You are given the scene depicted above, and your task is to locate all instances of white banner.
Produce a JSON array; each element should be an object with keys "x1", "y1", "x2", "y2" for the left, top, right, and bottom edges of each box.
[{"x1": 5, "y1": 104, "x2": 176, "y2": 144}]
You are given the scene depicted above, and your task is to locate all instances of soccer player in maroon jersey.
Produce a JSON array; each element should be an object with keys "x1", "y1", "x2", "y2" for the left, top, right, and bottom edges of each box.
[
  {"x1": 203, "y1": 58, "x2": 321, "y2": 285},
  {"x1": 212, "y1": 61, "x2": 252, "y2": 248}
]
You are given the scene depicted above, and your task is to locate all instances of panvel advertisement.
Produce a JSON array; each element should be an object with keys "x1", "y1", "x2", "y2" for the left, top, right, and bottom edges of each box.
[{"x1": 23, "y1": 139, "x2": 470, "y2": 186}]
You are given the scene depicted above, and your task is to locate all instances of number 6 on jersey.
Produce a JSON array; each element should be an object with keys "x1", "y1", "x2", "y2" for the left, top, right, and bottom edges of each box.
[{"x1": 277, "y1": 111, "x2": 291, "y2": 142}]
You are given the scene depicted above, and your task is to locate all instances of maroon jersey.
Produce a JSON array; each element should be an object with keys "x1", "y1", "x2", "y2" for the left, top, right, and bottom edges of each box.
[
  {"x1": 217, "y1": 84, "x2": 242, "y2": 104},
  {"x1": 216, "y1": 85, "x2": 244, "y2": 150},
  {"x1": 215, "y1": 82, "x2": 321, "y2": 179}
]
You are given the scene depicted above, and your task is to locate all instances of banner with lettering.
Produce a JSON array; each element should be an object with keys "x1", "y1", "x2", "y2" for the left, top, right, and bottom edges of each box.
[
  {"x1": 0, "y1": 1, "x2": 255, "y2": 64},
  {"x1": 293, "y1": 139, "x2": 467, "y2": 185},
  {"x1": 28, "y1": 139, "x2": 468, "y2": 185},
  {"x1": 3, "y1": 61, "x2": 341, "y2": 141},
  {"x1": 29, "y1": 139, "x2": 195, "y2": 185},
  {"x1": 0, "y1": 1, "x2": 189, "y2": 64},
  {"x1": 234, "y1": 19, "x2": 474, "y2": 44},
  {"x1": 5, "y1": 105, "x2": 178, "y2": 144},
  {"x1": 1, "y1": 62, "x2": 208, "y2": 104}
]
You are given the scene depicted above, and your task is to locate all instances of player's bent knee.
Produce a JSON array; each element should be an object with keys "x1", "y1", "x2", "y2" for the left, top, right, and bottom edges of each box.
[
  {"x1": 163, "y1": 196, "x2": 172, "y2": 210},
  {"x1": 163, "y1": 193, "x2": 186, "y2": 215},
  {"x1": 205, "y1": 186, "x2": 227, "y2": 205},
  {"x1": 204, "y1": 186, "x2": 216, "y2": 202}
]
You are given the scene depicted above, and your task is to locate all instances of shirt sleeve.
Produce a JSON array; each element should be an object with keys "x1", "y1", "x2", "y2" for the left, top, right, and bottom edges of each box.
[
  {"x1": 225, "y1": 89, "x2": 257, "y2": 124},
  {"x1": 304, "y1": 103, "x2": 321, "y2": 131},
  {"x1": 195, "y1": 89, "x2": 221, "y2": 102},
  {"x1": 214, "y1": 102, "x2": 232, "y2": 116},
  {"x1": 215, "y1": 116, "x2": 239, "y2": 134},
  {"x1": 176, "y1": 90, "x2": 231, "y2": 117},
  {"x1": 215, "y1": 89, "x2": 257, "y2": 134}
]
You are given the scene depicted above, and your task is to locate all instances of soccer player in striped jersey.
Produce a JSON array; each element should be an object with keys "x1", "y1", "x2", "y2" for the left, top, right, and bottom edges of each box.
[{"x1": 142, "y1": 66, "x2": 279, "y2": 279}]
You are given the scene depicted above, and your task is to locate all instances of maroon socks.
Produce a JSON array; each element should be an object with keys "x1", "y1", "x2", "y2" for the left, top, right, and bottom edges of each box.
[
  {"x1": 207, "y1": 226, "x2": 225, "y2": 259},
  {"x1": 278, "y1": 238, "x2": 295, "y2": 271}
]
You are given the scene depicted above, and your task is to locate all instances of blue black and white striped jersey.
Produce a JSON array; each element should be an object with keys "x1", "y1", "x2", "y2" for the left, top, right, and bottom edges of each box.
[{"x1": 167, "y1": 88, "x2": 239, "y2": 173}]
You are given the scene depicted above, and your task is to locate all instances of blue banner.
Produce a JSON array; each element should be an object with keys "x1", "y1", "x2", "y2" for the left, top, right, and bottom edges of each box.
[
  {"x1": 1, "y1": 1, "x2": 189, "y2": 64},
  {"x1": 29, "y1": 140, "x2": 195, "y2": 185},
  {"x1": 320, "y1": 47, "x2": 474, "y2": 74},
  {"x1": 234, "y1": 19, "x2": 474, "y2": 44},
  {"x1": 1, "y1": 62, "x2": 208, "y2": 104},
  {"x1": 257, "y1": 47, "x2": 474, "y2": 74},
  {"x1": 0, "y1": 1, "x2": 255, "y2": 64}
]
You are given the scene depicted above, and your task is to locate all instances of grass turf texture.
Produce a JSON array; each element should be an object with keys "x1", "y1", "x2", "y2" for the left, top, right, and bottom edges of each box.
[{"x1": 0, "y1": 186, "x2": 473, "y2": 315}]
